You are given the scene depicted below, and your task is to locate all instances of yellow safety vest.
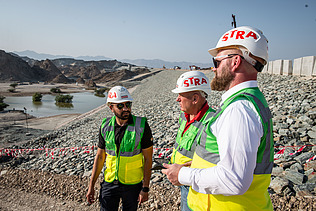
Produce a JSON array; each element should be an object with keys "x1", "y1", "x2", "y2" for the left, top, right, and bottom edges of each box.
[
  {"x1": 101, "y1": 115, "x2": 146, "y2": 184},
  {"x1": 171, "y1": 108, "x2": 215, "y2": 165},
  {"x1": 188, "y1": 88, "x2": 274, "y2": 210}
]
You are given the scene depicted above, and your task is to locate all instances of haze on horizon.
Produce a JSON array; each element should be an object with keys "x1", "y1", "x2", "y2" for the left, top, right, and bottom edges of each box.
[{"x1": 0, "y1": 0, "x2": 315, "y2": 64}]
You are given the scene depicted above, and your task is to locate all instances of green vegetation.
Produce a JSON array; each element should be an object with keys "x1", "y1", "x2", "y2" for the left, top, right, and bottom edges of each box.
[
  {"x1": 9, "y1": 83, "x2": 18, "y2": 89},
  {"x1": 32, "y1": 92, "x2": 43, "y2": 102},
  {"x1": 55, "y1": 102, "x2": 74, "y2": 108},
  {"x1": 94, "y1": 87, "x2": 108, "y2": 97},
  {"x1": 8, "y1": 88, "x2": 15, "y2": 93},
  {"x1": 0, "y1": 96, "x2": 9, "y2": 111},
  {"x1": 55, "y1": 94, "x2": 73, "y2": 103},
  {"x1": 50, "y1": 87, "x2": 62, "y2": 93}
]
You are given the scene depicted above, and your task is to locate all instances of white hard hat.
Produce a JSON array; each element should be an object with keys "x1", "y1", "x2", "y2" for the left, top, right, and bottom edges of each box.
[
  {"x1": 208, "y1": 26, "x2": 268, "y2": 71},
  {"x1": 172, "y1": 71, "x2": 212, "y2": 94},
  {"x1": 106, "y1": 86, "x2": 133, "y2": 103}
]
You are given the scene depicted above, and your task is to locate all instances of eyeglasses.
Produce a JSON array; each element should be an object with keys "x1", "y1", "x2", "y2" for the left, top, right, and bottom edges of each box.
[
  {"x1": 212, "y1": 54, "x2": 244, "y2": 68},
  {"x1": 112, "y1": 102, "x2": 132, "y2": 109}
]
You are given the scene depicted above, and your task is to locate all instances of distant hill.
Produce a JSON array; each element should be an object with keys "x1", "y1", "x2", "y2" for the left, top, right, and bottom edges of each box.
[
  {"x1": 13, "y1": 50, "x2": 212, "y2": 69},
  {"x1": 0, "y1": 50, "x2": 40, "y2": 82},
  {"x1": 51, "y1": 58, "x2": 137, "y2": 82},
  {"x1": 121, "y1": 58, "x2": 211, "y2": 69},
  {"x1": 13, "y1": 50, "x2": 112, "y2": 61},
  {"x1": 0, "y1": 50, "x2": 70, "y2": 82}
]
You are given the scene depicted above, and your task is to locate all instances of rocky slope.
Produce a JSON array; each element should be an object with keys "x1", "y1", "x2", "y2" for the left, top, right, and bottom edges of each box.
[{"x1": 0, "y1": 50, "x2": 41, "y2": 82}]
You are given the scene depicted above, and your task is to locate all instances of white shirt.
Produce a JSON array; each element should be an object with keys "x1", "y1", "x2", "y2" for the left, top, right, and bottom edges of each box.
[{"x1": 178, "y1": 81, "x2": 263, "y2": 195}]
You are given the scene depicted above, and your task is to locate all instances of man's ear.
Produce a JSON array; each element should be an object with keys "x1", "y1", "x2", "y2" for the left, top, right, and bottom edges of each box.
[
  {"x1": 109, "y1": 104, "x2": 113, "y2": 111},
  {"x1": 193, "y1": 93, "x2": 198, "y2": 104},
  {"x1": 232, "y1": 55, "x2": 242, "y2": 72}
]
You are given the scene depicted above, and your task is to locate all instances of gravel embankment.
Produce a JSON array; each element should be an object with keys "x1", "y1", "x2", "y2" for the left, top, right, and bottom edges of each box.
[{"x1": 0, "y1": 69, "x2": 316, "y2": 210}]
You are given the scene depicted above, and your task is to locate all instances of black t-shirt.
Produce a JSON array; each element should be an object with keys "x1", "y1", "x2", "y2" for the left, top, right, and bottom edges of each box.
[{"x1": 98, "y1": 115, "x2": 153, "y2": 153}]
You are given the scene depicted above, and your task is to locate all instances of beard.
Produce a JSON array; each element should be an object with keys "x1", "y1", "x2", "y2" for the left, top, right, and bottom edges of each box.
[
  {"x1": 113, "y1": 110, "x2": 131, "y2": 120},
  {"x1": 211, "y1": 66, "x2": 235, "y2": 91}
]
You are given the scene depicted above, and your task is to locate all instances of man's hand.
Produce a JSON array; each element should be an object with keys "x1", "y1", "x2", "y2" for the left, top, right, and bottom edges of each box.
[
  {"x1": 182, "y1": 161, "x2": 192, "y2": 167},
  {"x1": 161, "y1": 163, "x2": 183, "y2": 186},
  {"x1": 86, "y1": 188, "x2": 95, "y2": 204},
  {"x1": 138, "y1": 190, "x2": 149, "y2": 205}
]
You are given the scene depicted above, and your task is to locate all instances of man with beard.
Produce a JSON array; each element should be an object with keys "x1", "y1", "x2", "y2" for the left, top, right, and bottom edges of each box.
[
  {"x1": 162, "y1": 26, "x2": 274, "y2": 210},
  {"x1": 86, "y1": 86, "x2": 153, "y2": 211}
]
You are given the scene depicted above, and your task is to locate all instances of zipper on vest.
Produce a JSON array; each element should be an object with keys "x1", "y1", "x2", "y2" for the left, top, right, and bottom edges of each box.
[
  {"x1": 172, "y1": 137, "x2": 183, "y2": 163},
  {"x1": 114, "y1": 143, "x2": 120, "y2": 181}
]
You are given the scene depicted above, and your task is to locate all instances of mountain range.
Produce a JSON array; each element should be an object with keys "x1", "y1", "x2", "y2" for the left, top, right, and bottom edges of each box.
[
  {"x1": 0, "y1": 49, "x2": 150, "y2": 84},
  {"x1": 13, "y1": 50, "x2": 212, "y2": 69}
]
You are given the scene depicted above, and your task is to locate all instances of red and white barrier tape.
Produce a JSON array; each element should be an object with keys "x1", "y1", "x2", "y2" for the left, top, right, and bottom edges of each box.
[
  {"x1": 1, "y1": 145, "x2": 315, "y2": 162},
  {"x1": 0, "y1": 146, "x2": 95, "y2": 159}
]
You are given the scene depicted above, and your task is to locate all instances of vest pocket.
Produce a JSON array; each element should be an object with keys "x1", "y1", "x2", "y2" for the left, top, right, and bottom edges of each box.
[
  {"x1": 121, "y1": 132, "x2": 136, "y2": 152},
  {"x1": 124, "y1": 159, "x2": 143, "y2": 183},
  {"x1": 182, "y1": 131, "x2": 197, "y2": 150}
]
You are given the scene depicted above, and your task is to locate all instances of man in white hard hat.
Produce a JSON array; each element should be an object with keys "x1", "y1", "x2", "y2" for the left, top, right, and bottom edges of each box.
[
  {"x1": 170, "y1": 71, "x2": 215, "y2": 211},
  {"x1": 86, "y1": 86, "x2": 153, "y2": 210},
  {"x1": 163, "y1": 26, "x2": 274, "y2": 210}
]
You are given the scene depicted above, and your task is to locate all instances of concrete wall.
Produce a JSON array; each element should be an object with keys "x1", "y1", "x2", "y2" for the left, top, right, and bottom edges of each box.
[
  {"x1": 267, "y1": 61, "x2": 273, "y2": 74},
  {"x1": 262, "y1": 55, "x2": 315, "y2": 77},
  {"x1": 272, "y1": 60, "x2": 283, "y2": 75},
  {"x1": 282, "y1": 60, "x2": 293, "y2": 75},
  {"x1": 293, "y1": 58, "x2": 303, "y2": 76},
  {"x1": 301, "y1": 56, "x2": 315, "y2": 76}
]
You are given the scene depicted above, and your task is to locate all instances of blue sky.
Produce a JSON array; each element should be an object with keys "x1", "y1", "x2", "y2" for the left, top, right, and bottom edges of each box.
[{"x1": 0, "y1": 0, "x2": 315, "y2": 64}]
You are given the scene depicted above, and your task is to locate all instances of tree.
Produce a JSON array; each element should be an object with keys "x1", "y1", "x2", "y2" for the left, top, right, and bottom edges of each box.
[
  {"x1": 32, "y1": 92, "x2": 43, "y2": 102},
  {"x1": 55, "y1": 94, "x2": 73, "y2": 103},
  {"x1": 0, "y1": 96, "x2": 9, "y2": 111},
  {"x1": 50, "y1": 88, "x2": 62, "y2": 93},
  {"x1": 94, "y1": 87, "x2": 108, "y2": 97},
  {"x1": 10, "y1": 83, "x2": 18, "y2": 89}
]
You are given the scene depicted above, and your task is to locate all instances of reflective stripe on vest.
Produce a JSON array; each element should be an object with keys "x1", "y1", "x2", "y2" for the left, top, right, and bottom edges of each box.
[
  {"x1": 101, "y1": 115, "x2": 145, "y2": 184},
  {"x1": 102, "y1": 116, "x2": 144, "y2": 157},
  {"x1": 172, "y1": 108, "x2": 215, "y2": 164},
  {"x1": 195, "y1": 91, "x2": 273, "y2": 173},
  {"x1": 188, "y1": 88, "x2": 274, "y2": 211}
]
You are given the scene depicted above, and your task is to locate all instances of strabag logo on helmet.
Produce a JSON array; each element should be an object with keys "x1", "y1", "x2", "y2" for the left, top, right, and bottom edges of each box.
[
  {"x1": 108, "y1": 91, "x2": 117, "y2": 99},
  {"x1": 222, "y1": 29, "x2": 260, "y2": 42},
  {"x1": 183, "y1": 77, "x2": 207, "y2": 87}
]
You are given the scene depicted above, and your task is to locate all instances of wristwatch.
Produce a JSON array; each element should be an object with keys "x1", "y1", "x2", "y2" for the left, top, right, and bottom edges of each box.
[{"x1": 142, "y1": 187, "x2": 149, "y2": 192}]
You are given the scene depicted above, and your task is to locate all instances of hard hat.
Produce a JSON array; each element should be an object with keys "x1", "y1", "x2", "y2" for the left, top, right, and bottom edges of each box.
[
  {"x1": 208, "y1": 26, "x2": 268, "y2": 71},
  {"x1": 172, "y1": 71, "x2": 212, "y2": 94},
  {"x1": 106, "y1": 86, "x2": 133, "y2": 103}
]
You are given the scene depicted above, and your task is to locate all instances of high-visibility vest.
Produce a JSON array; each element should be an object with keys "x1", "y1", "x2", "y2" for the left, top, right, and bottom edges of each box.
[
  {"x1": 171, "y1": 108, "x2": 215, "y2": 165},
  {"x1": 100, "y1": 115, "x2": 146, "y2": 184},
  {"x1": 188, "y1": 87, "x2": 274, "y2": 211}
]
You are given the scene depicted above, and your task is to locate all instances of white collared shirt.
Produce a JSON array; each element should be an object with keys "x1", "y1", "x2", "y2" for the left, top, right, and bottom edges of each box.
[{"x1": 178, "y1": 81, "x2": 263, "y2": 195}]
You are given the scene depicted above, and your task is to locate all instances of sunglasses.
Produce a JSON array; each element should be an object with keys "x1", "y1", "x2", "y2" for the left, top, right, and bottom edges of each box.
[
  {"x1": 112, "y1": 102, "x2": 132, "y2": 109},
  {"x1": 212, "y1": 54, "x2": 244, "y2": 68}
]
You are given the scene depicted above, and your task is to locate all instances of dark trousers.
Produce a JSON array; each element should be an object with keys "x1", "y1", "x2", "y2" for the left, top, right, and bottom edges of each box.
[{"x1": 99, "y1": 180, "x2": 142, "y2": 211}]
